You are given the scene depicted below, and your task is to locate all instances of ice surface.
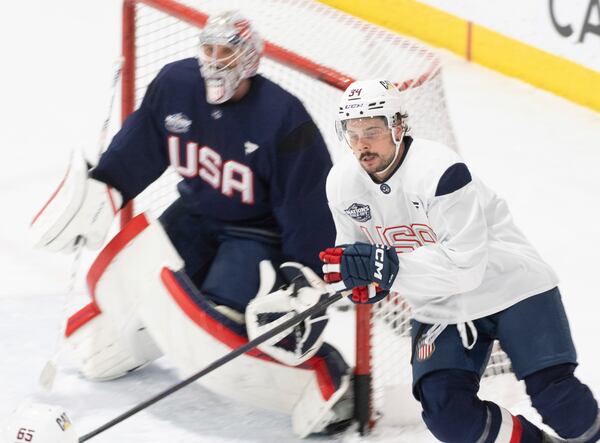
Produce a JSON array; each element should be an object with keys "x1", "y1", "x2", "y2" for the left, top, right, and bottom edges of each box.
[{"x1": 1, "y1": 1, "x2": 598, "y2": 441}]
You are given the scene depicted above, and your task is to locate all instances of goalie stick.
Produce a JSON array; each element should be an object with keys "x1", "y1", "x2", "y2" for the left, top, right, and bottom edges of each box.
[
  {"x1": 78, "y1": 289, "x2": 348, "y2": 442},
  {"x1": 37, "y1": 57, "x2": 124, "y2": 392},
  {"x1": 38, "y1": 236, "x2": 84, "y2": 391}
]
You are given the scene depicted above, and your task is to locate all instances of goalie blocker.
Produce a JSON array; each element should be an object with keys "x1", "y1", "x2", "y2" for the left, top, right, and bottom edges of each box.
[
  {"x1": 30, "y1": 150, "x2": 122, "y2": 253},
  {"x1": 62, "y1": 213, "x2": 352, "y2": 438}
]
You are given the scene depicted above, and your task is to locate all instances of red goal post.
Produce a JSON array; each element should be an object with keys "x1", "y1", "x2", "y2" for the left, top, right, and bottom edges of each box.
[{"x1": 118, "y1": 0, "x2": 506, "y2": 434}]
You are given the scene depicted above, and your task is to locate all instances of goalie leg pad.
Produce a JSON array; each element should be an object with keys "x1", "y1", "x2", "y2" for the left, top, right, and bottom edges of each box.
[
  {"x1": 152, "y1": 267, "x2": 350, "y2": 417},
  {"x1": 64, "y1": 213, "x2": 185, "y2": 380},
  {"x1": 85, "y1": 215, "x2": 351, "y2": 435},
  {"x1": 292, "y1": 345, "x2": 353, "y2": 438},
  {"x1": 65, "y1": 304, "x2": 161, "y2": 381}
]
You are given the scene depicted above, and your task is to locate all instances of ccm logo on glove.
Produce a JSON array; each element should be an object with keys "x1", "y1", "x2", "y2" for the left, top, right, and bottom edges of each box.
[
  {"x1": 374, "y1": 245, "x2": 385, "y2": 280},
  {"x1": 319, "y1": 242, "x2": 399, "y2": 291}
]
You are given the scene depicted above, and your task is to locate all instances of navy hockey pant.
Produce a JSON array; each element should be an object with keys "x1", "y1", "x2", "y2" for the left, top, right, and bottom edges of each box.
[
  {"x1": 411, "y1": 288, "x2": 599, "y2": 442},
  {"x1": 417, "y1": 366, "x2": 598, "y2": 442},
  {"x1": 160, "y1": 198, "x2": 285, "y2": 312}
]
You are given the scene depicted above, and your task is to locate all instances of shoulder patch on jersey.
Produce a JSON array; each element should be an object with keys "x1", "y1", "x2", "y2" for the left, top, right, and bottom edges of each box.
[
  {"x1": 435, "y1": 163, "x2": 472, "y2": 197},
  {"x1": 344, "y1": 203, "x2": 371, "y2": 222},
  {"x1": 165, "y1": 113, "x2": 192, "y2": 133},
  {"x1": 278, "y1": 120, "x2": 318, "y2": 153}
]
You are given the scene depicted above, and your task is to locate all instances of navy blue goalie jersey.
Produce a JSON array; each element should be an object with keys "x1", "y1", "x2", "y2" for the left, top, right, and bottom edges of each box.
[{"x1": 92, "y1": 58, "x2": 335, "y2": 273}]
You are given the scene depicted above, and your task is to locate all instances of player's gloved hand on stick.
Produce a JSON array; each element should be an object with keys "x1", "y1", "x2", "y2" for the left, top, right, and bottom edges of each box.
[{"x1": 319, "y1": 243, "x2": 398, "y2": 304}]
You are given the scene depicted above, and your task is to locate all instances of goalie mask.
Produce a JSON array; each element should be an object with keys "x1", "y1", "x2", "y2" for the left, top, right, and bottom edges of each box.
[
  {"x1": 335, "y1": 79, "x2": 409, "y2": 176},
  {"x1": 198, "y1": 11, "x2": 263, "y2": 104}
]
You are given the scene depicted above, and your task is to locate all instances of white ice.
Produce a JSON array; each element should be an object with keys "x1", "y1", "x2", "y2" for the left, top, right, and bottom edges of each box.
[{"x1": 1, "y1": 1, "x2": 599, "y2": 442}]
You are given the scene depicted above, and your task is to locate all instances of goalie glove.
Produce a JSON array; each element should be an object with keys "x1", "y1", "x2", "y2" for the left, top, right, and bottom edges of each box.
[
  {"x1": 30, "y1": 150, "x2": 122, "y2": 253},
  {"x1": 245, "y1": 261, "x2": 329, "y2": 366}
]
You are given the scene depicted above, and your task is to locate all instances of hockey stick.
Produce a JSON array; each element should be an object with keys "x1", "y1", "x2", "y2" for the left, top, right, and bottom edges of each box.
[
  {"x1": 38, "y1": 58, "x2": 124, "y2": 392},
  {"x1": 38, "y1": 236, "x2": 85, "y2": 391},
  {"x1": 93, "y1": 56, "x2": 124, "y2": 163},
  {"x1": 78, "y1": 289, "x2": 347, "y2": 442}
]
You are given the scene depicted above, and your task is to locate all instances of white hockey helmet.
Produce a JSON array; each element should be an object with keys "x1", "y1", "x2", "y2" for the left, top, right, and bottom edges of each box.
[
  {"x1": 335, "y1": 79, "x2": 407, "y2": 144},
  {"x1": 336, "y1": 80, "x2": 408, "y2": 175},
  {"x1": 198, "y1": 11, "x2": 264, "y2": 104},
  {"x1": 1, "y1": 402, "x2": 78, "y2": 443}
]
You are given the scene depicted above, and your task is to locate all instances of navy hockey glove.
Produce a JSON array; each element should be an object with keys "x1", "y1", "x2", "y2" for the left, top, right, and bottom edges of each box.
[{"x1": 319, "y1": 243, "x2": 399, "y2": 291}]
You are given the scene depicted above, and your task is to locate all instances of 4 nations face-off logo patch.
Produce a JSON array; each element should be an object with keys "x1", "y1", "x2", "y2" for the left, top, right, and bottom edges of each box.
[
  {"x1": 344, "y1": 203, "x2": 371, "y2": 222},
  {"x1": 165, "y1": 113, "x2": 192, "y2": 133}
]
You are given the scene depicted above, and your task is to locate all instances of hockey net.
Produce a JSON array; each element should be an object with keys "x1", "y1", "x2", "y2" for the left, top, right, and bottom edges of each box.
[{"x1": 121, "y1": 0, "x2": 512, "y2": 432}]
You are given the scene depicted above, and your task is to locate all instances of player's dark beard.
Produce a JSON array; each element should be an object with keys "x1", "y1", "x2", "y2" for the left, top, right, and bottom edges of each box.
[{"x1": 360, "y1": 152, "x2": 392, "y2": 173}]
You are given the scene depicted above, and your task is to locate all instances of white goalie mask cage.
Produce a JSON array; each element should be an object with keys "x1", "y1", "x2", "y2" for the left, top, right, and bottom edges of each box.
[
  {"x1": 335, "y1": 79, "x2": 408, "y2": 150},
  {"x1": 198, "y1": 11, "x2": 264, "y2": 104}
]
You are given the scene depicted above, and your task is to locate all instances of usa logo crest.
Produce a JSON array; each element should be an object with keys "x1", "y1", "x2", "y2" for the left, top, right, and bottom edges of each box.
[
  {"x1": 416, "y1": 339, "x2": 436, "y2": 361},
  {"x1": 344, "y1": 203, "x2": 371, "y2": 222}
]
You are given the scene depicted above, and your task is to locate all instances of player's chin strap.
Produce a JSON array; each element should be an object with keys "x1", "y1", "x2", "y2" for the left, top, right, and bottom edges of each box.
[
  {"x1": 421, "y1": 321, "x2": 478, "y2": 350},
  {"x1": 374, "y1": 127, "x2": 404, "y2": 179}
]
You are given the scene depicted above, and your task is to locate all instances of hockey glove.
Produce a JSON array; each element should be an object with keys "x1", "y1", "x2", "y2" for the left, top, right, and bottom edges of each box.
[
  {"x1": 320, "y1": 243, "x2": 399, "y2": 292},
  {"x1": 30, "y1": 150, "x2": 122, "y2": 253},
  {"x1": 245, "y1": 261, "x2": 330, "y2": 366}
]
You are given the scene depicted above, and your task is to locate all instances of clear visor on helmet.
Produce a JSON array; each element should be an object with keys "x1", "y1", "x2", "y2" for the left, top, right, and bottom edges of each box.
[{"x1": 335, "y1": 116, "x2": 393, "y2": 149}]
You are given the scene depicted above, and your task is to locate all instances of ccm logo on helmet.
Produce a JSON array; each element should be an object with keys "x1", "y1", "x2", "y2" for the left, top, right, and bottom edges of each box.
[
  {"x1": 374, "y1": 245, "x2": 385, "y2": 280},
  {"x1": 56, "y1": 412, "x2": 72, "y2": 431}
]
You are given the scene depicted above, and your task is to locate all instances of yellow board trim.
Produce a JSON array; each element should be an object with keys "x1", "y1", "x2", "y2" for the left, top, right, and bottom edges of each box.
[{"x1": 319, "y1": 0, "x2": 600, "y2": 112}]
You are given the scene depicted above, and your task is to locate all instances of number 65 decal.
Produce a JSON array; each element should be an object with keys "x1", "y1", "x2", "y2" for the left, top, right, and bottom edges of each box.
[
  {"x1": 16, "y1": 428, "x2": 35, "y2": 442},
  {"x1": 361, "y1": 224, "x2": 436, "y2": 252}
]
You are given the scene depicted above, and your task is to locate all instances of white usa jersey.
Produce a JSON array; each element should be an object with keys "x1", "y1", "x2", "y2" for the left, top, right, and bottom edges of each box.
[{"x1": 326, "y1": 137, "x2": 559, "y2": 324}]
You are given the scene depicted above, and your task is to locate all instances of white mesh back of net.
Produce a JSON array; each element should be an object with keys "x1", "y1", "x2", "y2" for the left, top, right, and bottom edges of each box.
[{"x1": 127, "y1": 0, "x2": 511, "y2": 426}]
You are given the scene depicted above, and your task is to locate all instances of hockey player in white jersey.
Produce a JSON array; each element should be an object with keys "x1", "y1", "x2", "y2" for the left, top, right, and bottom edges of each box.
[{"x1": 320, "y1": 79, "x2": 599, "y2": 442}]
